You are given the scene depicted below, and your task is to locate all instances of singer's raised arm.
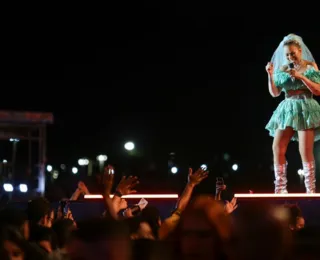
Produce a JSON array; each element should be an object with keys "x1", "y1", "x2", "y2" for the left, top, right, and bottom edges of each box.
[{"x1": 268, "y1": 73, "x2": 281, "y2": 97}]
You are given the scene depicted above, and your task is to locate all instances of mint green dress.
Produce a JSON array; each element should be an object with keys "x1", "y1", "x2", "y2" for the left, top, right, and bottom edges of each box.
[{"x1": 265, "y1": 66, "x2": 320, "y2": 141}]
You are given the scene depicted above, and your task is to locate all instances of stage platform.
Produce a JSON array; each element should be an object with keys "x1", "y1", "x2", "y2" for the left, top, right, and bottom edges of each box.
[
  {"x1": 8, "y1": 194, "x2": 179, "y2": 221},
  {"x1": 234, "y1": 193, "x2": 320, "y2": 227},
  {"x1": 7, "y1": 193, "x2": 320, "y2": 227}
]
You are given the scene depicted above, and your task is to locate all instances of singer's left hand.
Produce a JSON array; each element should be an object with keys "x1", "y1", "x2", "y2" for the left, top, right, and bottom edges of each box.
[{"x1": 289, "y1": 69, "x2": 303, "y2": 80}]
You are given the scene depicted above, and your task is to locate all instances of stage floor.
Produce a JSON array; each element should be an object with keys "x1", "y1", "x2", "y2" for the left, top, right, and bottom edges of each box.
[{"x1": 234, "y1": 193, "x2": 320, "y2": 227}]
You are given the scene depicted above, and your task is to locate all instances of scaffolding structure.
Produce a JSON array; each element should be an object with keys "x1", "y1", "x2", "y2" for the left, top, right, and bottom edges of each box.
[{"x1": 0, "y1": 111, "x2": 53, "y2": 195}]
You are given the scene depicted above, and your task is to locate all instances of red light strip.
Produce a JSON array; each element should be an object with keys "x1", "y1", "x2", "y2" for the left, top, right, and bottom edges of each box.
[
  {"x1": 84, "y1": 194, "x2": 179, "y2": 199},
  {"x1": 234, "y1": 193, "x2": 320, "y2": 198}
]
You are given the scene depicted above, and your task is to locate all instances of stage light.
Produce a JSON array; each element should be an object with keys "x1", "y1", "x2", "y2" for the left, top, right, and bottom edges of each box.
[
  {"x1": 84, "y1": 194, "x2": 179, "y2": 199},
  {"x1": 3, "y1": 183, "x2": 13, "y2": 192},
  {"x1": 78, "y1": 158, "x2": 89, "y2": 166},
  {"x1": 223, "y1": 153, "x2": 230, "y2": 161},
  {"x1": 171, "y1": 166, "x2": 178, "y2": 174},
  {"x1": 97, "y1": 155, "x2": 108, "y2": 162},
  {"x1": 232, "y1": 164, "x2": 238, "y2": 171},
  {"x1": 200, "y1": 164, "x2": 207, "y2": 170},
  {"x1": 297, "y1": 169, "x2": 304, "y2": 176},
  {"x1": 72, "y1": 167, "x2": 78, "y2": 174},
  {"x1": 52, "y1": 170, "x2": 59, "y2": 179},
  {"x1": 46, "y1": 165, "x2": 53, "y2": 172},
  {"x1": 19, "y1": 184, "x2": 28, "y2": 193},
  {"x1": 124, "y1": 142, "x2": 135, "y2": 151}
]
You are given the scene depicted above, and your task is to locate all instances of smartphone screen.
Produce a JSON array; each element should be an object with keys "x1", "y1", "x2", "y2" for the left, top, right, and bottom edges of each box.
[
  {"x1": 63, "y1": 202, "x2": 69, "y2": 216},
  {"x1": 60, "y1": 200, "x2": 69, "y2": 216}
]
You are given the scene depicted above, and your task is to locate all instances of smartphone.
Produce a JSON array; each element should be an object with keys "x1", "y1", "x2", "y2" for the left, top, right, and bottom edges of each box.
[
  {"x1": 216, "y1": 177, "x2": 224, "y2": 186},
  {"x1": 138, "y1": 198, "x2": 148, "y2": 208},
  {"x1": 60, "y1": 200, "x2": 69, "y2": 216}
]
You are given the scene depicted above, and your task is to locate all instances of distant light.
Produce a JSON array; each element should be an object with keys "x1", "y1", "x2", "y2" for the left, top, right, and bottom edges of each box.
[
  {"x1": 297, "y1": 169, "x2": 304, "y2": 176},
  {"x1": 3, "y1": 183, "x2": 13, "y2": 192},
  {"x1": 200, "y1": 164, "x2": 207, "y2": 170},
  {"x1": 96, "y1": 155, "x2": 108, "y2": 162},
  {"x1": 72, "y1": 167, "x2": 78, "y2": 174},
  {"x1": 223, "y1": 153, "x2": 230, "y2": 161},
  {"x1": 9, "y1": 138, "x2": 19, "y2": 142},
  {"x1": 19, "y1": 184, "x2": 28, "y2": 193},
  {"x1": 2, "y1": 159, "x2": 7, "y2": 164},
  {"x1": 232, "y1": 164, "x2": 238, "y2": 171},
  {"x1": 171, "y1": 166, "x2": 178, "y2": 174},
  {"x1": 52, "y1": 170, "x2": 59, "y2": 179},
  {"x1": 60, "y1": 164, "x2": 66, "y2": 170},
  {"x1": 124, "y1": 142, "x2": 135, "y2": 151},
  {"x1": 46, "y1": 165, "x2": 53, "y2": 172},
  {"x1": 85, "y1": 194, "x2": 179, "y2": 199},
  {"x1": 78, "y1": 158, "x2": 89, "y2": 166}
]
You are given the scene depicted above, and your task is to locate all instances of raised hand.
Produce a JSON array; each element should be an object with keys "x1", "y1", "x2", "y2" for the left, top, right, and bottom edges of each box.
[
  {"x1": 102, "y1": 165, "x2": 115, "y2": 195},
  {"x1": 216, "y1": 183, "x2": 227, "y2": 192},
  {"x1": 224, "y1": 197, "x2": 238, "y2": 214},
  {"x1": 188, "y1": 167, "x2": 209, "y2": 186},
  {"x1": 116, "y1": 176, "x2": 139, "y2": 195},
  {"x1": 118, "y1": 198, "x2": 128, "y2": 210},
  {"x1": 77, "y1": 181, "x2": 89, "y2": 195},
  {"x1": 266, "y1": 62, "x2": 274, "y2": 75}
]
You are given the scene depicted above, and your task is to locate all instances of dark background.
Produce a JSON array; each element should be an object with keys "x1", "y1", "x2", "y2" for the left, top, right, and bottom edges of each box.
[{"x1": 1, "y1": 4, "x2": 319, "y2": 197}]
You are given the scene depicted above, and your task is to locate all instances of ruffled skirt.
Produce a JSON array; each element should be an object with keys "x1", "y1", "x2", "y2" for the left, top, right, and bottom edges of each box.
[{"x1": 265, "y1": 98, "x2": 320, "y2": 141}]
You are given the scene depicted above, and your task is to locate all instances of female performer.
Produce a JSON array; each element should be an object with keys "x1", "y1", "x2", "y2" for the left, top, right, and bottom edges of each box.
[{"x1": 265, "y1": 33, "x2": 320, "y2": 193}]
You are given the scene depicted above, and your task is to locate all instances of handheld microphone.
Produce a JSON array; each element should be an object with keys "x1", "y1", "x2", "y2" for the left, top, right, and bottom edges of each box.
[{"x1": 289, "y1": 62, "x2": 295, "y2": 82}]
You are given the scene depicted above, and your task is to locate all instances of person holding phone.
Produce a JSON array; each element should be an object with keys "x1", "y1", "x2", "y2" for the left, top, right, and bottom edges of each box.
[
  {"x1": 215, "y1": 177, "x2": 226, "y2": 200},
  {"x1": 59, "y1": 200, "x2": 70, "y2": 217},
  {"x1": 265, "y1": 33, "x2": 320, "y2": 193}
]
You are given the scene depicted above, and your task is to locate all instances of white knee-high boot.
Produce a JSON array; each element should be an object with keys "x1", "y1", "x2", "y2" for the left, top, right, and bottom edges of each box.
[
  {"x1": 302, "y1": 161, "x2": 316, "y2": 193},
  {"x1": 274, "y1": 163, "x2": 288, "y2": 194}
]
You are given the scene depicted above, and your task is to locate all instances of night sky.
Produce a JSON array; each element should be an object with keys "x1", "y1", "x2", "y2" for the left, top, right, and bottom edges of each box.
[{"x1": 1, "y1": 5, "x2": 320, "y2": 195}]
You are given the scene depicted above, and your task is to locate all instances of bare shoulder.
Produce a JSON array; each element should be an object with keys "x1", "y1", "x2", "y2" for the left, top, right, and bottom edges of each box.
[
  {"x1": 306, "y1": 61, "x2": 319, "y2": 71},
  {"x1": 311, "y1": 62, "x2": 319, "y2": 71}
]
